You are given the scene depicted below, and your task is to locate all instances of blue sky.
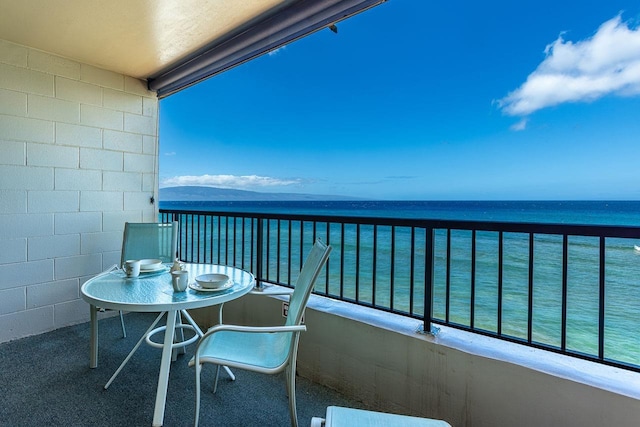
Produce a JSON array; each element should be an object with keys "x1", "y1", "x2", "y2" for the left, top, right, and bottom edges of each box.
[{"x1": 159, "y1": 0, "x2": 640, "y2": 200}]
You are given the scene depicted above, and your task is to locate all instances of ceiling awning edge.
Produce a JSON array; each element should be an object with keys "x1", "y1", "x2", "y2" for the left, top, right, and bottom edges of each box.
[{"x1": 148, "y1": 0, "x2": 385, "y2": 98}]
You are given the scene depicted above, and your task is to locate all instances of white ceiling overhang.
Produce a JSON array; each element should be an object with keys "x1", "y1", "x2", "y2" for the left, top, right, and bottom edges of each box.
[{"x1": 0, "y1": 0, "x2": 384, "y2": 98}]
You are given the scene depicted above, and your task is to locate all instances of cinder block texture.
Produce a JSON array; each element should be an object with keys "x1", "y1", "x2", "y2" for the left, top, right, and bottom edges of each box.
[{"x1": 0, "y1": 39, "x2": 159, "y2": 343}]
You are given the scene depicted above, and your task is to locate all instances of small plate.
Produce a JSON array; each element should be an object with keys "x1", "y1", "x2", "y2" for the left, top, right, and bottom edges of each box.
[
  {"x1": 189, "y1": 282, "x2": 233, "y2": 292},
  {"x1": 140, "y1": 264, "x2": 165, "y2": 272},
  {"x1": 139, "y1": 259, "x2": 163, "y2": 271},
  {"x1": 139, "y1": 266, "x2": 169, "y2": 276},
  {"x1": 195, "y1": 273, "x2": 230, "y2": 289}
]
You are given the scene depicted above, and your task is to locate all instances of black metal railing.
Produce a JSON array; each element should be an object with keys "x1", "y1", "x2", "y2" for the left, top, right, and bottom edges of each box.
[{"x1": 160, "y1": 208, "x2": 640, "y2": 372}]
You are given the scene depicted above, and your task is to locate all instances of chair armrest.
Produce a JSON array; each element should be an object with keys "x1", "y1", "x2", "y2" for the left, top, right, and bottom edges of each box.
[
  {"x1": 250, "y1": 287, "x2": 294, "y2": 296},
  {"x1": 204, "y1": 324, "x2": 306, "y2": 335},
  {"x1": 192, "y1": 324, "x2": 308, "y2": 365}
]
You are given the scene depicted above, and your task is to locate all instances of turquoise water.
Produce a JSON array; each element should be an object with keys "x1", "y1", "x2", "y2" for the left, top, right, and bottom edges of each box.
[
  {"x1": 160, "y1": 200, "x2": 640, "y2": 366},
  {"x1": 161, "y1": 200, "x2": 640, "y2": 225}
]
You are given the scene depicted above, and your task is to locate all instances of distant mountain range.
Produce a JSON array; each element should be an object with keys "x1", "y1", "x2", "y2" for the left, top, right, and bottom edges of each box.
[{"x1": 159, "y1": 186, "x2": 360, "y2": 201}]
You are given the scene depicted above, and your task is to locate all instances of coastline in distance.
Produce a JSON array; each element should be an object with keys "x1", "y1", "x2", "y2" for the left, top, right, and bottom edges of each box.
[{"x1": 159, "y1": 186, "x2": 361, "y2": 202}]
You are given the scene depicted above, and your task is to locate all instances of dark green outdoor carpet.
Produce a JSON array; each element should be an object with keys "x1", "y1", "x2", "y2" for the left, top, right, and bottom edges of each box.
[{"x1": 0, "y1": 312, "x2": 361, "y2": 426}]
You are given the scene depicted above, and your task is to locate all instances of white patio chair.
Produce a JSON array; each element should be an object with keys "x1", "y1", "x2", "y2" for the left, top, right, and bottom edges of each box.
[
  {"x1": 120, "y1": 221, "x2": 179, "y2": 266},
  {"x1": 120, "y1": 221, "x2": 178, "y2": 336},
  {"x1": 310, "y1": 406, "x2": 452, "y2": 427},
  {"x1": 190, "y1": 239, "x2": 332, "y2": 427},
  {"x1": 99, "y1": 221, "x2": 178, "y2": 337}
]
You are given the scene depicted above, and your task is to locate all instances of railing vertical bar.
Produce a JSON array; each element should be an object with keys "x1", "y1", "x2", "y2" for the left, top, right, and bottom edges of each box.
[
  {"x1": 390, "y1": 226, "x2": 396, "y2": 311},
  {"x1": 241, "y1": 217, "x2": 246, "y2": 269},
  {"x1": 209, "y1": 215, "x2": 213, "y2": 264},
  {"x1": 189, "y1": 214, "x2": 195, "y2": 262},
  {"x1": 250, "y1": 217, "x2": 255, "y2": 273},
  {"x1": 340, "y1": 223, "x2": 345, "y2": 299},
  {"x1": 220, "y1": 214, "x2": 224, "y2": 265},
  {"x1": 202, "y1": 215, "x2": 208, "y2": 264},
  {"x1": 325, "y1": 222, "x2": 330, "y2": 293},
  {"x1": 219, "y1": 216, "x2": 223, "y2": 265},
  {"x1": 276, "y1": 220, "x2": 282, "y2": 283},
  {"x1": 561, "y1": 234, "x2": 569, "y2": 351},
  {"x1": 528, "y1": 233, "x2": 534, "y2": 343},
  {"x1": 372, "y1": 225, "x2": 378, "y2": 307},
  {"x1": 182, "y1": 213, "x2": 186, "y2": 261},
  {"x1": 313, "y1": 222, "x2": 317, "y2": 243},
  {"x1": 497, "y1": 231, "x2": 504, "y2": 335},
  {"x1": 299, "y1": 221, "x2": 304, "y2": 270},
  {"x1": 288, "y1": 221, "x2": 292, "y2": 286},
  {"x1": 198, "y1": 214, "x2": 207, "y2": 262},
  {"x1": 222, "y1": 216, "x2": 225, "y2": 265},
  {"x1": 202, "y1": 214, "x2": 206, "y2": 263},
  {"x1": 185, "y1": 213, "x2": 189, "y2": 261},
  {"x1": 355, "y1": 224, "x2": 361, "y2": 303},
  {"x1": 470, "y1": 229, "x2": 476, "y2": 329},
  {"x1": 196, "y1": 215, "x2": 201, "y2": 263},
  {"x1": 207, "y1": 215, "x2": 212, "y2": 264},
  {"x1": 216, "y1": 216, "x2": 221, "y2": 264},
  {"x1": 183, "y1": 214, "x2": 188, "y2": 261},
  {"x1": 174, "y1": 213, "x2": 180, "y2": 259},
  {"x1": 424, "y1": 227, "x2": 434, "y2": 333},
  {"x1": 409, "y1": 227, "x2": 416, "y2": 316},
  {"x1": 225, "y1": 216, "x2": 230, "y2": 265},
  {"x1": 266, "y1": 220, "x2": 271, "y2": 282},
  {"x1": 599, "y1": 235, "x2": 606, "y2": 361},
  {"x1": 192, "y1": 215, "x2": 196, "y2": 263},
  {"x1": 256, "y1": 218, "x2": 263, "y2": 287},
  {"x1": 177, "y1": 214, "x2": 183, "y2": 261},
  {"x1": 198, "y1": 214, "x2": 202, "y2": 263},
  {"x1": 445, "y1": 229, "x2": 451, "y2": 324},
  {"x1": 233, "y1": 217, "x2": 238, "y2": 266}
]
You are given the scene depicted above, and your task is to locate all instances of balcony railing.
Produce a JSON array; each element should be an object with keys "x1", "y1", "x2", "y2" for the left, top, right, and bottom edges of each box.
[{"x1": 160, "y1": 208, "x2": 640, "y2": 372}]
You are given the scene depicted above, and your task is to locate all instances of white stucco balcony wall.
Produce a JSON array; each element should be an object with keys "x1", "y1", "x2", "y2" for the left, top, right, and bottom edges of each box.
[{"x1": 212, "y1": 290, "x2": 640, "y2": 427}]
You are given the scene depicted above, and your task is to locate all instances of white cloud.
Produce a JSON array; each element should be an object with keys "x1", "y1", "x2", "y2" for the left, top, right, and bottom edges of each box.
[
  {"x1": 160, "y1": 174, "x2": 301, "y2": 189},
  {"x1": 498, "y1": 15, "x2": 640, "y2": 117},
  {"x1": 164, "y1": 151, "x2": 176, "y2": 156},
  {"x1": 510, "y1": 118, "x2": 528, "y2": 131}
]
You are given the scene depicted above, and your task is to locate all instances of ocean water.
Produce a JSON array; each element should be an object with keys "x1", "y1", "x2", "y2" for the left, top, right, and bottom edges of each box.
[
  {"x1": 161, "y1": 200, "x2": 640, "y2": 225},
  {"x1": 160, "y1": 200, "x2": 640, "y2": 367}
]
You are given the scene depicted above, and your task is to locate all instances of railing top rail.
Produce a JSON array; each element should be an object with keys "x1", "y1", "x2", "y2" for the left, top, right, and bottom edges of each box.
[{"x1": 159, "y1": 208, "x2": 640, "y2": 238}]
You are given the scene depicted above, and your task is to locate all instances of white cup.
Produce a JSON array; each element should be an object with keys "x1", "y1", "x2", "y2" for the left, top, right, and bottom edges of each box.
[
  {"x1": 124, "y1": 260, "x2": 141, "y2": 278},
  {"x1": 171, "y1": 270, "x2": 189, "y2": 292}
]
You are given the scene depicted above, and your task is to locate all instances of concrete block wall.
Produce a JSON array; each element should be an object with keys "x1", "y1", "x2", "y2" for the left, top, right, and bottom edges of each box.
[{"x1": 0, "y1": 39, "x2": 159, "y2": 342}]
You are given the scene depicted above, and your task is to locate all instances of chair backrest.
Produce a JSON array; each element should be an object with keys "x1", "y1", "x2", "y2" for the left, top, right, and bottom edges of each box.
[
  {"x1": 285, "y1": 239, "x2": 332, "y2": 327},
  {"x1": 120, "y1": 221, "x2": 178, "y2": 266}
]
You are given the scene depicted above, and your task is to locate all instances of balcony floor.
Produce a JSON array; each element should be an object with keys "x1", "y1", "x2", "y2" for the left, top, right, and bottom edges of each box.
[{"x1": 0, "y1": 312, "x2": 362, "y2": 426}]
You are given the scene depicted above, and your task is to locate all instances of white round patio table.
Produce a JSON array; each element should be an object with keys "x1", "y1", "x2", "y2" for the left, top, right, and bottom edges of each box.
[{"x1": 81, "y1": 263, "x2": 255, "y2": 427}]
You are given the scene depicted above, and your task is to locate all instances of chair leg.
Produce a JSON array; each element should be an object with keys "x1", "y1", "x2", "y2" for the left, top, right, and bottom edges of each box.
[
  {"x1": 213, "y1": 365, "x2": 221, "y2": 393},
  {"x1": 310, "y1": 418, "x2": 326, "y2": 427},
  {"x1": 286, "y1": 363, "x2": 298, "y2": 427},
  {"x1": 119, "y1": 310, "x2": 126, "y2": 338},
  {"x1": 194, "y1": 363, "x2": 201, "y2": 427}
]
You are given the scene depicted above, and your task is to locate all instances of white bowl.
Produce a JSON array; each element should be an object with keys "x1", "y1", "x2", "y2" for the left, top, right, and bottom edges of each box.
[
  {"x1": 139, "y1": 259, "x2": 163, "y2": 270},
  {"x1": 195, "y1": 273, "x2": 229, "y2": 289}
]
